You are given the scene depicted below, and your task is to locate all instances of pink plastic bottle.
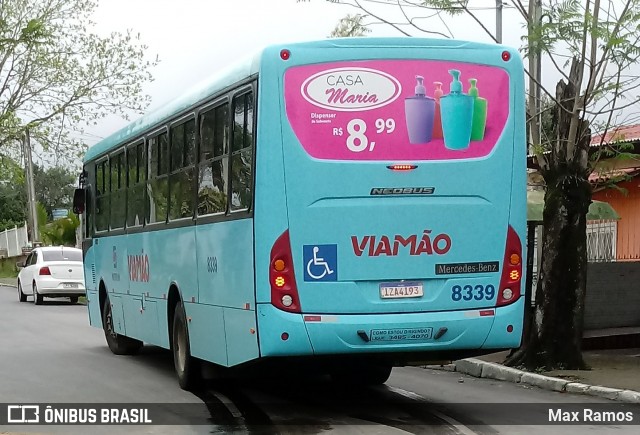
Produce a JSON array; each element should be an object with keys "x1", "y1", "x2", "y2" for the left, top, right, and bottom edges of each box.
[{"x1": 432, "y1": 82, "x2": 444, "y2": 140}]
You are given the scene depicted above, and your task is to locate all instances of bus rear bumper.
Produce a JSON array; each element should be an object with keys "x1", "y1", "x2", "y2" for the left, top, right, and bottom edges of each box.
[{"x1": 257, "y1": 299, "x2": 523, "y2": 357}]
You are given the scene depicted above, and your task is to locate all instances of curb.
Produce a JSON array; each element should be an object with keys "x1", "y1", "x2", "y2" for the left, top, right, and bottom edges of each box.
[
  {"x1": 424, "y1": 358, "x2": 640, "y2": 403},
  {"x1": 0, "y1": 281, "x2": 16, "y2": 288}
]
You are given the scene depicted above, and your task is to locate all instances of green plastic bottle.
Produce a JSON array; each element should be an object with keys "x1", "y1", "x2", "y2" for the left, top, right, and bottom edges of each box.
[{"x1": 468, "y1": 78, "x2": 488, "y2": 141}]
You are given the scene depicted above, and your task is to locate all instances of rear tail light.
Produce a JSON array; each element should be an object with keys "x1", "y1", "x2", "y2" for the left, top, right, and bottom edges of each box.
[
  {"x1": 270, "y1": 230, "x2": 301, "y2": 313},
  {"x1": 497, "y1": 225, "x2": 522, "y2": 307},
  {"x1": 387, "y1": 164, "x2": 417, "y2": 171},
  {"x1": 39, "y1": 266, "x2": 51, "y2": 276}
]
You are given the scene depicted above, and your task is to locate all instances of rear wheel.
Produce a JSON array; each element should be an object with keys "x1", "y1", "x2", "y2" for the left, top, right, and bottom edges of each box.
[
  {"x1": 330, "y1": 363, "x2": 393, "y2": 386},
  {"x1": 33, "y1": 283, "x2": 43, "y2": 305},
  {"x1": 69, "y1": 296, "x2": 79, "y2": 304},
  {"x1": 17, "y1": 282, "x2": 27, "y2": 302},
  {"x1": 102, "y1": 296, "x2": 142, "y2": 355},
  {"x1": 172, "y1": 300, "x2": 200, "y2": 391}
]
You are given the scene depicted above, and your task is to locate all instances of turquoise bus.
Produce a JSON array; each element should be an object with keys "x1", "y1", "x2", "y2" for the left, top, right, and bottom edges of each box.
[{"x1": 75, "y1": 37, "x2": 526, "y2": 390}]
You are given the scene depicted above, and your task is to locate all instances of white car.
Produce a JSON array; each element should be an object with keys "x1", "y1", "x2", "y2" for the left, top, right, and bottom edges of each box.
[{"x1": 17, "y1": 246, "x2": 86, "y2": 305}]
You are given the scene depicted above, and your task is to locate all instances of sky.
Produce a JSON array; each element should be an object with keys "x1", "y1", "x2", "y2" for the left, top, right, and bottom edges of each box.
[{"x1": 83, "y1": 0, "x2": 530, "y2": 148}]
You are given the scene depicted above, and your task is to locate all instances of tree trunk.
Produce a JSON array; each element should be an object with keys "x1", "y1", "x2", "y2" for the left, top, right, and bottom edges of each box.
[
  {"x1": 508, "y1": 175, "x2": 591, "y2": 370},
  {"x1": 506, "y1": 58, "x2": 592, "y2": 370}
]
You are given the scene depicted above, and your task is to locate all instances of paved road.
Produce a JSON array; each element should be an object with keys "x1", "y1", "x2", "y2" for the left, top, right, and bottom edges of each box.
[{"x1": 1, "y1": 285, "x2": 638, "y2": 434}]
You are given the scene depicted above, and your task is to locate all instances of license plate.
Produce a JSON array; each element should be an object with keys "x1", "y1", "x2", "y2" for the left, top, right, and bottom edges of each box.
[
  {"x1": 63, "y1": 283, "x2": 78, "y2": 289},
  {"x1": 370, "y1": 327, "x2": 434, "y2": 341},
  {"x1": 380, "y1": 281, "x2": 423, "y2": 299}
]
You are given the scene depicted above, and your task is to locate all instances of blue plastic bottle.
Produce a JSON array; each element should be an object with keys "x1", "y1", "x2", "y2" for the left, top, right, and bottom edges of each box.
[{"x1": 440, "y1": 70, "x2": 474, "y2": 150}]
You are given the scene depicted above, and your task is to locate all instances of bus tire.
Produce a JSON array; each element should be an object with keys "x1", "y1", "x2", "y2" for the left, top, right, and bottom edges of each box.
[
  {"x1": 330, "y1": 363, "x2": 393, "y2": 386},
  {"x1": 102, "y1": 296, "x2": 142, "y2": 355},
  {"x1": 172, "y1": 300, "x2": 200, "y2": 391}
]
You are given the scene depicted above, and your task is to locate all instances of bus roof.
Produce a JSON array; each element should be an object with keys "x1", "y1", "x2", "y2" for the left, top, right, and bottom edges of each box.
[
  {"x1": 83, "y1": 37, "x2": 510, "y2": 163},
  {"x1": 84, "y1": 50, "x2": 263, "y2": 162}
]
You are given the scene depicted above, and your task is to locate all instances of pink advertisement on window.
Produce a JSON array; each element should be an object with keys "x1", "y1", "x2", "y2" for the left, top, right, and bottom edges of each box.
[{"x1": 284, "y1": 60, "x2": 510, "y2": 161}]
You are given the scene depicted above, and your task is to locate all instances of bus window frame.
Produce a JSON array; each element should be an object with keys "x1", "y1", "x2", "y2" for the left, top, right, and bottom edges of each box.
[
  {"x1": 196, "y1": 95, "x2": 230, "y2": 221},
  {"x1": 108, "y1": 147, "x2": 127, "y2": 235},
  {"x1": 168, "y1": 113, "x2": 197, "y2": 224},
  {"x1": 126, "y1": 139, "x2": 146, "y2": 230},
  {"x1": 83, "y1": 76, "x2": 258, "y2": 238},
  {"x1": 145, "y1": 126, "x2": 170, "y2": 228},
  {"x1": 94, "y1": 155, "x2": 110, "y2": 236},
  {"x1": 82, "y1": 163, "x2": 95, "y2": 240},
  {"x1": 228, "y1": 85, "x2": 255, "y2": 216}
]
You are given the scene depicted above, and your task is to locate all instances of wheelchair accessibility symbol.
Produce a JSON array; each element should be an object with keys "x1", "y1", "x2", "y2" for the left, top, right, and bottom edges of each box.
[{"x1": 303, "y1": 244, "x2": 338, "y2": 282}]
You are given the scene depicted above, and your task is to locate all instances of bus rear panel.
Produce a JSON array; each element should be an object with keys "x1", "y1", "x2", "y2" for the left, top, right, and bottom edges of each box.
[{"x1": 253, "y1": 39, "x2": 526, "y2": 363}]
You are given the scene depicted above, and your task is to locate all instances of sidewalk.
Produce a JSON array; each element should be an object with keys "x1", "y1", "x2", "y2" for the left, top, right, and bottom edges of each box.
[
  {"x1": 429, "y1": 348, "x2": 640, "y2": 403},
  {"x1": 0, "y1": 277, "x2": 16, "y2": 287},
  {"x1": 479, "y1": 348, "x2": 640, "y2": 392}
]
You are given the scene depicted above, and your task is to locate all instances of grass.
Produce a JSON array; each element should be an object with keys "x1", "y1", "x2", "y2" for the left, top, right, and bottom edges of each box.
[{"x1": 0, "y1": 259, "x2": 18, "y2": 279}]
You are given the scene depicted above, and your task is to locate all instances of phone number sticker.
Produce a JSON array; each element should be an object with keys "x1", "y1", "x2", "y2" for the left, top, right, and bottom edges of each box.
[{"x1": 370, "y1": 327, "x2": 434, "y2": 341}]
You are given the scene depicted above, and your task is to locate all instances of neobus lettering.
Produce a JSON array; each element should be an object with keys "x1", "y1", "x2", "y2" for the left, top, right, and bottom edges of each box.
[
  {"x1": 351, "y1": 231, "x2": 452, "y2": 257},
  {"x1": 370, "y1": 187, "x2": 435, "y2": 195}
]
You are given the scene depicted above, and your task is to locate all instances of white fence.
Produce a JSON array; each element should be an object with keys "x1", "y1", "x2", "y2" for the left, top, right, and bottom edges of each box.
[
  {"x1": 586, "y1": 220, "x2": 618, "y2": 262},
  {"x1": 0, "y1": 223, "x2": 29, "y2": 258}
]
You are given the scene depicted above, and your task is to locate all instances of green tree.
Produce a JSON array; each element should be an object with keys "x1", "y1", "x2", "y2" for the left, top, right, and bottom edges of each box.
[
  {"x1": 0, "y1": 156, "x2": 26, "y2": 231},
  {"x1": 0, "y1": 0, "x2": 157, "y2": 162},
  {"x1": 306, "y1": 0, "x2": 640, "y2": 370},
  {"x1": 0, "y1": 183, "x2": 26, "y2": 231},
  {"x1": 330, "y1": 14, "x2": 371, "y2": 38},
  {"x1": 33, "y1": 165, "x2": 76, "y2": 219},
  {"x1": 41, "y1": 213, "x2": 79, "y2": 246}
]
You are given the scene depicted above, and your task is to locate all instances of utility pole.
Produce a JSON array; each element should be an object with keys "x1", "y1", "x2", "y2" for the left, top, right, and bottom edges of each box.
[
  {"x1": 23, "y1": 128, "x2": 39, "y2": 244},
  {"x1": 535, "y1": 0, "x2": 542, "y2": 144},
  {"x1": 495, "y1": 0, "x2": 503, "y2": 43}
]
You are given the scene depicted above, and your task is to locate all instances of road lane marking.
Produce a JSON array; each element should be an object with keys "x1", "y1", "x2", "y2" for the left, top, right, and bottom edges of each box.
[
  {"x1": 386, "y1": 386, "x2": 478, "y2": 435},
  {"x1": 211, "y1": 391, "x2": 243, "y2": 418}
]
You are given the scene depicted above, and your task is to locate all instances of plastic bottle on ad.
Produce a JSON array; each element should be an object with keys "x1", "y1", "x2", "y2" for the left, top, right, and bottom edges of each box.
[
  {"x1": 432, "y1": 81, "x2": 444, "y2": 139},
  {"x1": 440, "y1": 69, "x2": 474, "y2": 150},
  {"x1": 468, "y1": 78, "x2": 488, "y2": 141},
  {"x1": 404, "y1": 75, "x2": 435, "y2": 144}
]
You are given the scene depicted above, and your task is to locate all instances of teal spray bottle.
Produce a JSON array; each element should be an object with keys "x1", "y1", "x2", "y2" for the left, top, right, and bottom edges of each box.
[{"x1": 439, "y1": 70, "x2": 474, "y2": 150}]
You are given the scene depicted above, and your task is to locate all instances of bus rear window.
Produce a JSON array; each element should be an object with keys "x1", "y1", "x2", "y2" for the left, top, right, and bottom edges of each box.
[{"x1": 284, "y1": 59, "x2": 509, "y2": 161}]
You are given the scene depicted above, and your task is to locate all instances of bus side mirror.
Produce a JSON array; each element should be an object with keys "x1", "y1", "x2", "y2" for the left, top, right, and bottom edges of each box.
[{"x1": 73, "y1": 188, "x2": 86, "y2": 214}]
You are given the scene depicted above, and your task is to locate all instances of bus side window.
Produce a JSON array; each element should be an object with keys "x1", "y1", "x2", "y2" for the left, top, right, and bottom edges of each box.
[
  {"x1": 110, "y1": 151, "x2": 126, "y2": 229},
  {"x1": 127, "y1": 142, "x2": 146, "y2": 227},
  {"x1": 230, "y1": 92, "x2": 253, "y2": 212},
  {"x1": 85, "y1": 182, "x2": 93, "y2": 237},
  {"x1": 198, "y1": 103, "x2": 229, "y2": 216},
  {"x1": 169, "y1": 119, "x2": 196, "y2": 220},
  {"x1": 147, "y1": 133, "x2": 169, "y2": 224},
  {"x1": 95, "y1": 160, "x2": 109, "y2": 232}
]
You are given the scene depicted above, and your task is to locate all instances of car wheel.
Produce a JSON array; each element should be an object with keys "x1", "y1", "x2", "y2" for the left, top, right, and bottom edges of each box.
[
  {"x1": 172, "y1": 300, "x2": 200, "y2": 391},
  {"x1": 69, "y1": 296, "x2": 79, "y2": 304},
  {"x1": 17, "y1": 281, "x2": 27, "y2": 303},
  {"x1": 33, "y1": 283, "x2": 43, "y2": 305},
  {"x1": 101, "y1": 296, "x2": 142, "y2": 355}
]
